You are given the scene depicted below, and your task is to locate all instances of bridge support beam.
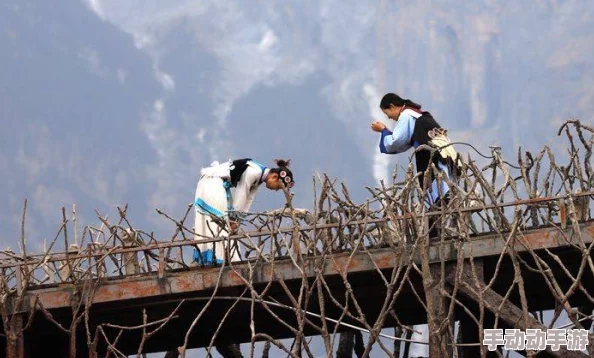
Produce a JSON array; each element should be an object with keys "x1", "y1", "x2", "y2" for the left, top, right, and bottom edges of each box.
[
  {"x1": 425, "y1": 264, "x2": 454, "y2": 357},
  {"x1": 5, "y1": 314, "x2": 25, "y2": 358},
  {"x1": 420, "y1": 234, "x2": 454, "y2": 357},
  {"x1": 447, "y1": 262, "x2": 589, "y2": 358}
]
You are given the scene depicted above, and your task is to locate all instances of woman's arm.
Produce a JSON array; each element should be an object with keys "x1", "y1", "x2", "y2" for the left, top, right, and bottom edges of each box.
[
  {"x1": 232, "y1": 166, "x2": 262, "y2": 213},
  {"x1": 379, "y1": 113, "x2": 415, "y2": 154},
  {"x1": 243, "y1": 187, "x2": 258, "y2": 213}
]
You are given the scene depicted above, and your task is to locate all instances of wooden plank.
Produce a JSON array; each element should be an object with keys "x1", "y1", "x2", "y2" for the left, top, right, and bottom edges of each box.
[{"x1": 20, "y1": 222, "x2": 594, "y2": 312}]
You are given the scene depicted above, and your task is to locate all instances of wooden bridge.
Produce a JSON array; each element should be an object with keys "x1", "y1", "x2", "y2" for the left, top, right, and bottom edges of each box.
[
  {"x1": 1, "y1": 194, "x2": 593, "y2": 358},
  {"x1": 2, "y1": 120, "x2": 594, "y2": 357}
]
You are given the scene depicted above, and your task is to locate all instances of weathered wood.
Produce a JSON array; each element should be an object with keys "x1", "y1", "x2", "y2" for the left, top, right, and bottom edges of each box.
[
  {"x1": 393, "y1": 327, "x2": 402, "y2": 357},
  {"x1": 456, "y1": 261, "x2": 495, "y2": 358},
  {"x1": 89, "y1": 243, "x2": 106, "y2": 279},
  {"x1": 458, "y1": 307, "x2": 502, "y2": 358},
  {"x1": 215, "y1": 343, "x2": 243, "y2": 358},
  {"x1": 353, "y1": 331, "x2": 364, "y2": 358},
  {"x1": 448, "y1": 264, "x2": 589, "y2": 358},
  {"x1": 158, "y1": 247, "x2": 165, "y2": 279},
  {"x1": 421, "y1": 238, "x2": 453, "y2": 357},
  {"x1": 123, "y1": 229, "x2": 140, "y2": 275},
  {"x1": 577, "y1": 305, "x2": 593, "y2": 331},
  {"x1": 336, "y1": 332, "x2": 355, "y2": 358},
  {"x1": 402, "y1": 329, "x2": 413, "y2": 358},
  {"x1": 5, "y1": 314, "x2": 25, "y2": 358},
  {"x1": 163, "y1": 350, "x2": 178, "y2": 358},
  {"x1": 336, "y1": 331, "x2": 365, "y2": 358},
  {"x1": 261, "y1": 342, "x2": 271, "y2": 358}
]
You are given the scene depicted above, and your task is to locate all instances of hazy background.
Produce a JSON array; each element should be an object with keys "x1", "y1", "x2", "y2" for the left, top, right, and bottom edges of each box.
[{"x1": 1, "y1": 0, "x2": 593, "y2": 356}]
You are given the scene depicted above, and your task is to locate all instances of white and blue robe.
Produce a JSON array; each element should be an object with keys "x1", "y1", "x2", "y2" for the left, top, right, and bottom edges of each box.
[
  {"x1": 379, "y1": 108, "x2": 452, "y2": 206},
  {"x1": 193, "y1": 159, "x2": 269, "y2": 264}
]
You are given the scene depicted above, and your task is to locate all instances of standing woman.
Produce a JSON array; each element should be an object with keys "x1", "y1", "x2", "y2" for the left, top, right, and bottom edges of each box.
[
  {"x1": 371, "y1": 93, "x2": 461, "y2": 206},
  {"x1": 193, "y1": 158, "x2": 294, "y2": 265}
]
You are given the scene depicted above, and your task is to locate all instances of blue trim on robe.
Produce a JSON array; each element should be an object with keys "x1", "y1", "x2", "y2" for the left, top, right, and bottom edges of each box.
[
  {"x1": 249, "y1": 160, "x2": 269, "y2": 184},
  {"x1": 193, "y1": 248, "x2": 224, "y2": 266},
  {"x1": 223, "y1": 179, "x2": 240, "y2": 221},
  {"x1": 249, "y1": 160, "x2": 267, "y2": 172},
  {"x1": 379, "y1": 128, "x2": 395, "y2": 154},
  {"x1": 194, "y1": 198, "x2": 225, "y2": 217},
  {"x1": 223, "y1": 180, "x2": 233, "y2": 212}
]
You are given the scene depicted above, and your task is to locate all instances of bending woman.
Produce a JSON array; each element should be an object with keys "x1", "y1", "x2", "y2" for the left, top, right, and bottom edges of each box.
[
  {"x1": 371, "y1": 93, "x2": 461, "y2": 206},
  {"x1": 193, "y1": 158, "x2": 294, "y2": 265}
]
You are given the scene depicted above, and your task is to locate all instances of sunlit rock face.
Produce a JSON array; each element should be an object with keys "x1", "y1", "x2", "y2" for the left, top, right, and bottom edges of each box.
[{"x1": 2, "y1": 0, "x2": 593, "y2": 248}]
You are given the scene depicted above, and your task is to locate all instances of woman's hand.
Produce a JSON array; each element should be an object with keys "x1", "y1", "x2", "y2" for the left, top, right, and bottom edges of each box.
[
  {"x1": 229, "y1": 220, "x2": 239, "y2": 233},
  {"x1": 371, "y1": 121, "x2": 387, "y2": 133}
]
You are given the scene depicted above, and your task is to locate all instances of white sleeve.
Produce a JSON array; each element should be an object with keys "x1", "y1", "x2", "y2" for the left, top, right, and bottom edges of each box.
[
  {"x1": 243, "y1": 187, "x2": 258, "y2": 213},
  {"x1": 232, "y1": 166, "x2": 262, "y2": 213}
]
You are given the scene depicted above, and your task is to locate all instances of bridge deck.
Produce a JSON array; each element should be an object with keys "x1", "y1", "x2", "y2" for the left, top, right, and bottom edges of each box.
[{"x1": 9, "y1": 221, "x2": 594, "y2": 356}]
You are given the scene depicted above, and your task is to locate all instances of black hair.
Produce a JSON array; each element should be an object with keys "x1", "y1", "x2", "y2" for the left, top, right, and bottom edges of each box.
[
  {"x1": 269, "y1": 159, "x2": 295, "y2": 187},
  {"x1": 379, "y1": 93, "x2": 422, "y2": 110}
]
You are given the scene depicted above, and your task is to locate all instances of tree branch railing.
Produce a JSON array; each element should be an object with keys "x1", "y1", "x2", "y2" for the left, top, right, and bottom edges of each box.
[{"x1": 1, "y1": 119, "x2": 593, "y2": 358}]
